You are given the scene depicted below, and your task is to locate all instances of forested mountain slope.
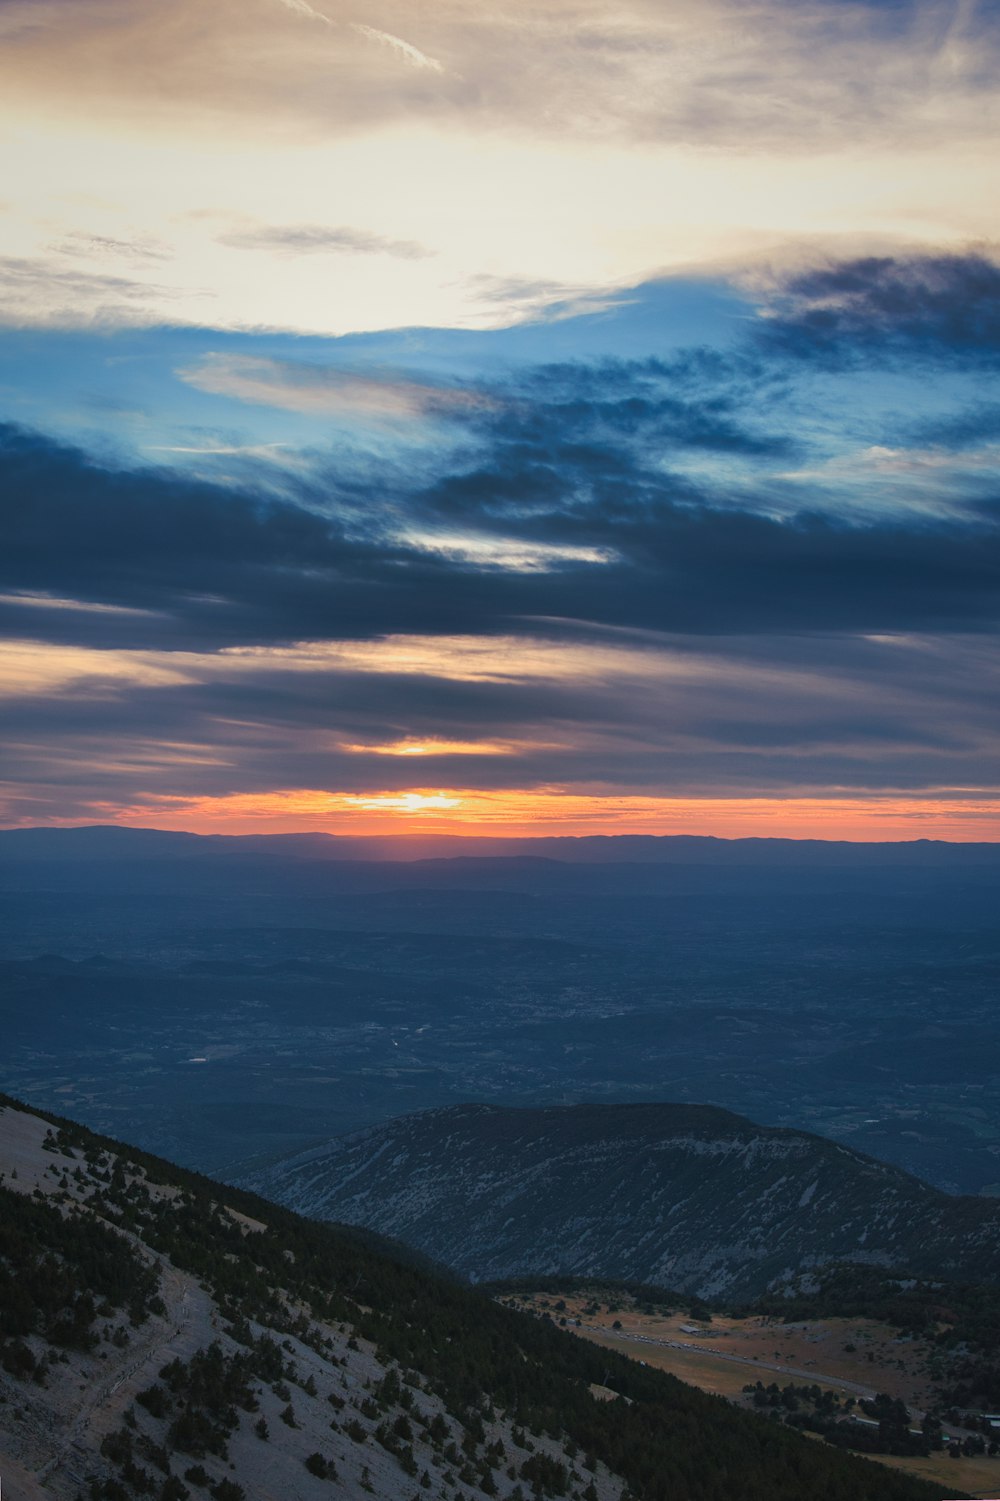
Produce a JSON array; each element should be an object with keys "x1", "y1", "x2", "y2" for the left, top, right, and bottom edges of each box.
[{"x1": 0, "y1": 1093, "x2": 961, "y2": 1501}]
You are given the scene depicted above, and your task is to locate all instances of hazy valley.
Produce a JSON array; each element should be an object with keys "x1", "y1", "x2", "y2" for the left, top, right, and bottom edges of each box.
[
  {"x1": 4, "y1": 830, "x2": 1000, "y2": 1501},
  {"x1": 2, "y1": 828, "x2": 999, "y2": 1194}
]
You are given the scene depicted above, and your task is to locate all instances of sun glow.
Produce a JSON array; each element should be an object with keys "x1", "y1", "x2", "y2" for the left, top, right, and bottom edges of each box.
[
  {"x1": 86, "y1": 787, "x2": 1000, "y2": 841},
  {"x1": 339, "y1": 738, "x2": 522, "y2": 756},
  {"x1": 342, "y1": 792, "x2": 462, "y2": 812}
]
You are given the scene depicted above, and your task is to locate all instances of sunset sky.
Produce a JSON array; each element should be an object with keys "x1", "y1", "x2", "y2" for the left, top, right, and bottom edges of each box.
[{"x1": 2, "y1": 0, "x2": 999, "y2": 839}]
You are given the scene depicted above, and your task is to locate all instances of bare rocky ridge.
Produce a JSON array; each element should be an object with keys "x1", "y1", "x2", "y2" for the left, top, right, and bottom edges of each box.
[{"x1": 245, "y1": 1101, "x2": 1000, "y2": 1298}]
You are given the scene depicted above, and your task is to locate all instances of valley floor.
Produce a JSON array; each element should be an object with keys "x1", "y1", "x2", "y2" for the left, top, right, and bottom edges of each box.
[{"x1": 506, "y1": 1291, "x2": 1000, "y2": 1500}]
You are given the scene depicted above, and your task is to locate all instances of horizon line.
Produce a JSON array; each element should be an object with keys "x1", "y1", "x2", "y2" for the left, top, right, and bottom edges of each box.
[{"x1": 3, "y1": 821, "x2": 1000, "y2": 848}]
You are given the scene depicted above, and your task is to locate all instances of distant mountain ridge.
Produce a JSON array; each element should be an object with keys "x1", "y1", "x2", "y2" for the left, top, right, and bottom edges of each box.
[
  {"x1": 4, "y1": 822, "x2": 1000, "y2": 864},
  {"x1": 245, "y1": 1101, "x2": 1000, "y2": 1299}
]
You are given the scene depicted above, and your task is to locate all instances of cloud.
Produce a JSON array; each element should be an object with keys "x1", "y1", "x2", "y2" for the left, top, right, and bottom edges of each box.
[
  {"x1": 217, "y1": 223, "x2": 430, "y2": 260},
  {"x1": 0, "y1": 591, "x2": 157, "y2": 618},
  {"x1": 0, "y1": 420, "x2": 392, "y2": 644},
  {"x1": 770, "y1": 440, "x2": 1000, "y2": 524},
  {"x1": 49, "y1": 232, "x2": 172, "y2": 263},
  {"x1": 907, "y1": 402, "x2": 1000, "y2": 450},
  {"x1": 2, "y1": 0, "x2": 997, "y2": 150},
  {"x1": 2, "y1": 5, "x2": 996, "y2": 337},
  {"x1": 275, "y1": 0, "x2": 334, "y2": 25},
  {"x1": 276, "y1": 0, "x2": 446, "y2": 73},
  {"x1": 1, "y1": 387, "x2": 997, "y2": 826},
  {"x1": 338, "y1": 737, "x2": 527, "y2": 756},
  {"x1": 398, "y1": 350, "x2": 801, "y2": 542},
  {"x1": 3, "y1": 405, "x2": 1000, "y2": 667},
  {"x1": 350, "y1": 23, "x2": 443, "y2": 73},
  {"x1": 489, "y1": 352, "x2": 795, "y2": 456},
  {"x1": 461, "y1": 274, "x2": 637, "y2": 325},
  {"x1": 0, "y1": 640, "x2": 192, "y2": 699},
  {"x1": 755, "y1": 251, "x2": 1000, "y2": 367},
  {"x1": 0, "y1": 256, "x2": 203, "y2": 328},
  {"x1": 0, "y1": 11, "x2": 997, "y2": 829},
  {"x1": 402, "y1": 534, "x2": 613, "y2": 573},
  {"x1": 143, "y1": 443, "x2": 292, "y2": 460},
  {"x1": 4, "y1": 624, "x2": 1000, "y2": 830},
  {"x1": 178, "y1": 353, "x2": 488, "y2": 422}
]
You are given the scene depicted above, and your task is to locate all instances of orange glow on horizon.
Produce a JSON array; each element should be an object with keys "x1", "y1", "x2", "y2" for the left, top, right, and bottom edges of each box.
[{"x1": 74, "y1": 786, "x2": 1000, "y2": 842}]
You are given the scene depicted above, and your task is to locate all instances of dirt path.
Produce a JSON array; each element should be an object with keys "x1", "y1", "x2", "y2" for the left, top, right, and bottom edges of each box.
[
  {"x1": 35, "y1": 1249, "x2": 216, "y2": 1491},
  {"x1": 0, "y1": 1106, "x2": 222, "y2": 1494}
]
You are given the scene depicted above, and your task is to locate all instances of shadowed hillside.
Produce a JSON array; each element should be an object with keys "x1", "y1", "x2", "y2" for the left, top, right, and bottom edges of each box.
[{"x1": 246, "y1": 1102, "x2": 1000, "y2": 1298}]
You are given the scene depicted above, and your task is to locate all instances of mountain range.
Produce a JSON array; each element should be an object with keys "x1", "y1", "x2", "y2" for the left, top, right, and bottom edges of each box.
[{"x1": 5, "y1": 822, "x2": 1000, "y2": 866}]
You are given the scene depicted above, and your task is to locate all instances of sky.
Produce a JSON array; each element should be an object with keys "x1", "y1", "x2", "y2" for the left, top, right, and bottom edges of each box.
[{"x1": 1, "y1": 0, "x2": 999, "y2": 840}]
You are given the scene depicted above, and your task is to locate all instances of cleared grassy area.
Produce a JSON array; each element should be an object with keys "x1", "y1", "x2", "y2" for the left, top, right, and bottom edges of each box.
[
  {"x1": 509, "y1": 1288, "x2": 1000, "y2": 1500},
  {"x1": 509, "y1": 1290, "x2": 933, "y2": 1404},
  {"x1": 876, "y1": 1450, "x2": 1000, "y2": 1499}
]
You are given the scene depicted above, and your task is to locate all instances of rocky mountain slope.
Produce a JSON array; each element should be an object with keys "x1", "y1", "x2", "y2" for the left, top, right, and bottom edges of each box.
[
  {"x1": 0, "y1": 1093, "x2": 957, "y2": 1501},
  {"x1": 245, "y1": 1102, "x2": 1000, "y2": 1299}
]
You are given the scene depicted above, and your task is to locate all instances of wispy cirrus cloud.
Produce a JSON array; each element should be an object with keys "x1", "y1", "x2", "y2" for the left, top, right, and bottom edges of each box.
[
  {"x1": 771, "y1": 436, "x2": 1000, "y2": 523},
  {"x1": 178, "y1": 353, "x2": 489, "y2": 422},
  {"x1": 909, "y1": 402, "x2": 1000, "y2": 451},
  {"x1": 217, "y1": 223, "x2": 430, "y2": 260},
  {"x1": 0, "y1": 256, "x2": 204, "y2": 328},
  {"x1": 401, "y1": 533, "x2": 613, "y2": 574},
  {"x1": 276, "y1": 0, "x2": 444, "y2": 70},
  {"x1": 349, "y1": 22, "x2": 443, "y2": 73},
  {"x1": 338, "y1": 737, "x2": 529, "y2": 756},
  {"x1": 275, "y1": 0, "x2": 334, "y2": 24},
  {"x1": 0, "y1": 592, "x2": 158, "y2": 618},
  {"x1": 48, "y1": 232, "x2": 172, "y2": 263},
  {"x1": 2, "y1": 0, "x2": 996, "y2": 149},
  {"x1": 461, "y1": 273, "x2": 634, "y2": 325}
]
